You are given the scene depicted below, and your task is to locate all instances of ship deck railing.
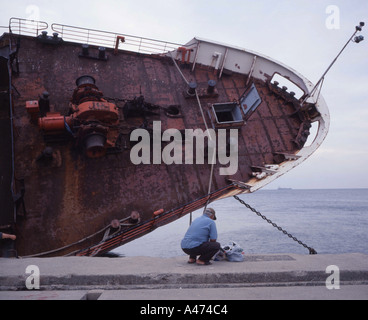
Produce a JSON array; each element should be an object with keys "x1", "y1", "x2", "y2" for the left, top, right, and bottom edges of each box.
[
  {"x1": 8, "y1": 17, "x2": 182, "y2": 55},
  {"x1": 8, "y1": 18, "x2": 48, "y2": 38}
]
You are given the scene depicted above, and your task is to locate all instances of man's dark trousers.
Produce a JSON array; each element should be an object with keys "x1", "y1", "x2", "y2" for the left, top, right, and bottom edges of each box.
[{"x1": 183, "y1": 241, "x2": 221, "y2": 262}]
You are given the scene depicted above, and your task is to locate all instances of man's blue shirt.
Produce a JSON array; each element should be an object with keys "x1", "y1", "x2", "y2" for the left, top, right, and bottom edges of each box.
[{"x1": 181, "y1": 215, "x2": 218, "y2": 249}]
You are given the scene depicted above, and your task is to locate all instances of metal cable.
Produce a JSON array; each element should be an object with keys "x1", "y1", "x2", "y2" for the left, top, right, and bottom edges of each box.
[{"x1": 233, "y1": 195, "x2": 317, "y2": 255}]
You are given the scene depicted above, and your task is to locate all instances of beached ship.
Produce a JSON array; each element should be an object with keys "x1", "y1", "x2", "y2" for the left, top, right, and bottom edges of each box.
[{"x1": 0, "y1": 18, "x2": 337, "y2": 257}]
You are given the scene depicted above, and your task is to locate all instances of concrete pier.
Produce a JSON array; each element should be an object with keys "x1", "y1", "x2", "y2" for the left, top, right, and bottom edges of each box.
[{"x1": 0, "y1": 253, "x2": 367, "y2": 300}]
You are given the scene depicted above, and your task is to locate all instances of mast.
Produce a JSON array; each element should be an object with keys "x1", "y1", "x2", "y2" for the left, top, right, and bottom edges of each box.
[{"x1": 302, "y1": 22, "x2": 365, "y2": 105}]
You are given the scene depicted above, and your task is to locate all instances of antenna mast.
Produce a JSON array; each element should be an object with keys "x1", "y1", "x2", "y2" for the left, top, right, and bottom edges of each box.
[{"x1": 302, "y1": 22, "x2": 365, "y2": 105}]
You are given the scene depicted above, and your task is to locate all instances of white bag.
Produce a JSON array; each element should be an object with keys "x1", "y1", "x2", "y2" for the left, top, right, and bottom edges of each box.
[{"x1": 222, "y1": 241, "x2": 245, "y2": 262}]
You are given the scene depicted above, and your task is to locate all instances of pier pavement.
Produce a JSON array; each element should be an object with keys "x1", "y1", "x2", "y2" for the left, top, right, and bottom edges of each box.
[{"x1": 0, "y1": 253, "x2": 367, "y2": 300}]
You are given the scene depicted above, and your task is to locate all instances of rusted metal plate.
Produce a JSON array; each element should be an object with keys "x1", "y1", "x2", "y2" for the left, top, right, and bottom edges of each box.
[{"x1": 4, "y1": 33, "x2": 313, "y2": 257}]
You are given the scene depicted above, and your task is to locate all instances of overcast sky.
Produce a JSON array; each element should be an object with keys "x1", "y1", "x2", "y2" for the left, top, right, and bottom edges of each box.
[{"x1": 1, "y1": 0, "x2": 367, "y2": 189}]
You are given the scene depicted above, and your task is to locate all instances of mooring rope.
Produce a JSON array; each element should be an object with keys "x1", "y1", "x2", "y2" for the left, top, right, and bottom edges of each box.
[{"x1": 169, "y1": 50, "x2": 215, "y2": 212}]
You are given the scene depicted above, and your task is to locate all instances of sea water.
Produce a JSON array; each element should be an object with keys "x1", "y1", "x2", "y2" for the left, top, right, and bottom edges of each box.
[{"x1": 112, "y1": 189, "x2": 368, "y2": 257}]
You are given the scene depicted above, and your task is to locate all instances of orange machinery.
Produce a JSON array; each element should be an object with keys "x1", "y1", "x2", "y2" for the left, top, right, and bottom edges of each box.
[{"x1": 34, "y1": 75, "x2": 120, "y2": 158}]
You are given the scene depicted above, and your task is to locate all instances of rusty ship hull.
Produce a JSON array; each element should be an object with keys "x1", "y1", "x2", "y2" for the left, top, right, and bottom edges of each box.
[{"x1": 0, "y1": 18, "x2": 329, "y2": 257}]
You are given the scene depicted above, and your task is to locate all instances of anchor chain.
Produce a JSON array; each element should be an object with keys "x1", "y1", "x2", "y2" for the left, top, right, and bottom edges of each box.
[{"x1": 233, "y1": 195, "x2": 317, "y2": 255}]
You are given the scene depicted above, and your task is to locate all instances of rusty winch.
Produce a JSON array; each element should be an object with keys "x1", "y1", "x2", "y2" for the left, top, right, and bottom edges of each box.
[{"x1": 31, "y1": 76, "x2": 120, "y2": 158}]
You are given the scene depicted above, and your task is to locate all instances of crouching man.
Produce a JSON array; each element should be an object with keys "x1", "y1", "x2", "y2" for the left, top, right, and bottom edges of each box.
[{"x1": 181, "y1": 208, "x2": 221, "y2": 265}]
